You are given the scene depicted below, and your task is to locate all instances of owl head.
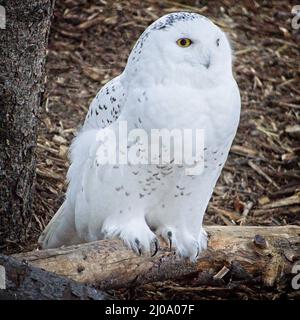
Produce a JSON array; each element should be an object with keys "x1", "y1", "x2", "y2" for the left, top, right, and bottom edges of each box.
[{"x1": 125, "y1": 12, "x2": 233, "y2": 86}]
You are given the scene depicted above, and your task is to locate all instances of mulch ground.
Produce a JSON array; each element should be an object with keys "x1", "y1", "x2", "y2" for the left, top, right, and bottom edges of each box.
[{"x1": 21, "y1": 0, "x2": 300, "y2": 299}]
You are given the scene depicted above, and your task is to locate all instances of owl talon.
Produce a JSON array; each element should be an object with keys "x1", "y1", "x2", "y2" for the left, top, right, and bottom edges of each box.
[
  {"x1": 167, "y1": 231, "x2": 172, "y2": 251},
  {"x1": 151, "y1": 238, "x2": 159, "y2": 256},
  {"x1": 195, "y1": 244, "x2": 200, "y2": 259},
  {"x1": 134, "y1": 238, "x2": 142, "y2": 255}
]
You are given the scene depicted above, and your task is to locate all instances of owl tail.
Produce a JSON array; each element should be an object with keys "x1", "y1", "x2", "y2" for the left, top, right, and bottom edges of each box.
[{"x1": 38, "y1": 201, "x2": 81, "y2": 249}]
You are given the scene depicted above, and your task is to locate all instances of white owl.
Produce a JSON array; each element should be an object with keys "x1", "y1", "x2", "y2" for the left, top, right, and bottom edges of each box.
[{"x1": 39, "y1": 12, "x2": 241, "y2": 260}]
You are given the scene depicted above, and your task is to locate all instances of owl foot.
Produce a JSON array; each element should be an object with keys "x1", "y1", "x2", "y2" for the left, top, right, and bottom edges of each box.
[
  {"x1": 129, "y1": 236, "x2": 160, "y2": 256},
  {"x1": 132, "y1": 237, "x2": 160, "y2": 256},
  {"x1": 102, "y1": 218, "x2": 158, "y2": 256},
  {"x1": 157, "y1": 226, "x2": 206, "y2": 261}
]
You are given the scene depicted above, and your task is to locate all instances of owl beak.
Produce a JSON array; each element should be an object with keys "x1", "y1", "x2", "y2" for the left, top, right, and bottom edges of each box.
[
  {"x1": 203, "y1": 56, "x2": 210, "y2": 69},
  {"x1": 199, "y1": 55, "x2": 210, "y2": 69}
]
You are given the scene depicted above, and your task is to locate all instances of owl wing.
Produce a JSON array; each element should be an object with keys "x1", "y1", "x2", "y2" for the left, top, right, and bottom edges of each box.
[
  {"x1": 83, "y1": 74, "x2": 126, "y2": 130},
  {"x1": 39, "y1": 74, "x2": 127, "y2": 249}
]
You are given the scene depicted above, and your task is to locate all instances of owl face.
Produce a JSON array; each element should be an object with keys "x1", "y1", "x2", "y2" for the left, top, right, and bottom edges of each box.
[{"x1": 126, "y1": 12, "x2": 233, "y2": 86}]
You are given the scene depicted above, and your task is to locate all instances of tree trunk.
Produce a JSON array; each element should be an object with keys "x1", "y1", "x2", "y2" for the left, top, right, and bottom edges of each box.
[
  {"x1": 0, "y1": 0, "x2": 55, "y2": 248},
  {"x1": 13, "y1": 226, "x2": 300, "y2": 294},
  {"x1": 0, "y1": 254, "x2": 111, "y2": 300}
]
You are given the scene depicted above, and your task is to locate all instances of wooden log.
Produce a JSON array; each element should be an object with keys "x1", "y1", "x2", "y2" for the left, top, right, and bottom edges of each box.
[
  {"x1": 13, "y1": 226, "x2": 300, "y2": 292},
  {"x1": 0, "y1": 255, "x2": 111, "y2": 300}
]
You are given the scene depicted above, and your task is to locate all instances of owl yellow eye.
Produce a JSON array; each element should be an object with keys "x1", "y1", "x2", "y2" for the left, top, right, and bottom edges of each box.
[{"x1": 176, "y1": 38, "x2": 192, "y2": 48}]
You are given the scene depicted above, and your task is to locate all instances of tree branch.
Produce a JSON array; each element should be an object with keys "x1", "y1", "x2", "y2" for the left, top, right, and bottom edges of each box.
[{"x1": 13, "y1": 226, "x2": 300, "y2": 292}]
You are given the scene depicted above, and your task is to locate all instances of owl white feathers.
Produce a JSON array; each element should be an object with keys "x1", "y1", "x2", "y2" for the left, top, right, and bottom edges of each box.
[{"x1": 39, "y1": 12, "x2": 240, "y2": 260}]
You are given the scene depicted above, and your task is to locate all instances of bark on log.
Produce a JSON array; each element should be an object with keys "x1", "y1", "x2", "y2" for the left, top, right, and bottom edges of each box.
[
  {"x1": 0, "y1": 0, "x2": 55, "y2": 246},
  {"x1": 13, "y1": 226, "x2": 300, "y2": 292},
  {"x1": 0, "y1": 254, "x2": 111, "y2": 300}
]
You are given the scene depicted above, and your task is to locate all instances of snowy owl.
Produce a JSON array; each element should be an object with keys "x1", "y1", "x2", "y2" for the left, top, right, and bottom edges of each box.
[{"x1": 39, "y1": 12, "x2": 240, "y2": 259}]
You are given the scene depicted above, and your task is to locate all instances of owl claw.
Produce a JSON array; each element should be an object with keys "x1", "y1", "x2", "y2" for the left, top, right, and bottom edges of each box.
[
  {"x1": 195, "y1": 244, "x2": 200, "y2": 259},
  {"x1": 134, "y1": 238, "x2": 142, "y2": 255},
  {"x1": 151, "y1": 238, "x2": 159, "y2": 257},
  {"x1": 167, "y1": 231, "x2": 172, "y2": 251}
]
